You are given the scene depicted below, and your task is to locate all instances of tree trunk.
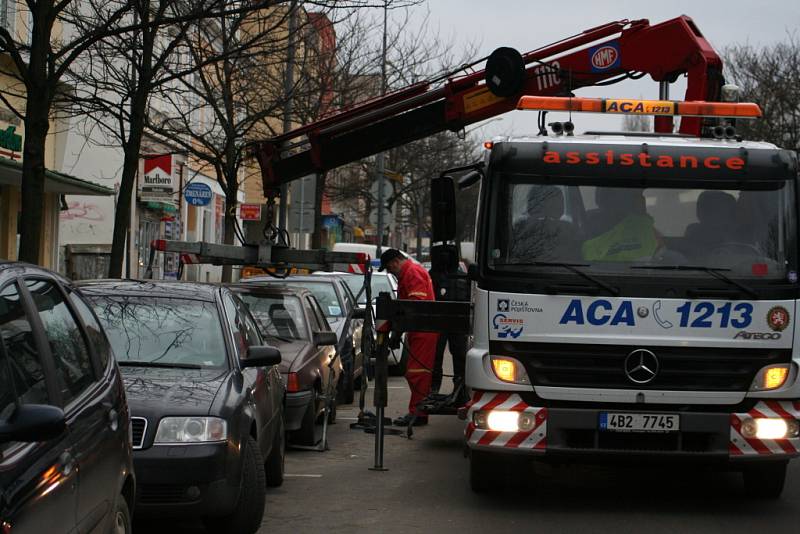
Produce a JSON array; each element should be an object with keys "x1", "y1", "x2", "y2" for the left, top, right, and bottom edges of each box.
[
  {"x1": 311, "y1": 172, "x2": 326, "y2": 249},
  {"x1": 18, "y1": 101, "x2": 50, "y2": 264},
  {"x1": 108, "y1": 116, "x2": 146, "y2": 277},
  {"x1": 221, "y1": 170, "x2": 238, "y2": 283}
]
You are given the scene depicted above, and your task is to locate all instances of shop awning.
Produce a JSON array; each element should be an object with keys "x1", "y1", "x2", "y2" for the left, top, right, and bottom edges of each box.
[{"x1": 0, "y1": 157, "x2": 114, "y2": 196}]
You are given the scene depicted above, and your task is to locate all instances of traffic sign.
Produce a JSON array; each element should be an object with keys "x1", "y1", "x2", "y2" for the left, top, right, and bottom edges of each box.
[
  {"x1": 184, "y1": 182, "x2": 213, "y2": 206},
  {"x1": 369, "y1": 207, "x2": 391, "y2": 226}
]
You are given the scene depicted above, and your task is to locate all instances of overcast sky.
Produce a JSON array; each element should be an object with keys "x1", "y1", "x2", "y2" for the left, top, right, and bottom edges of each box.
[{"x1": 402, "y1": 0, "x2": 800, "y2": 139}]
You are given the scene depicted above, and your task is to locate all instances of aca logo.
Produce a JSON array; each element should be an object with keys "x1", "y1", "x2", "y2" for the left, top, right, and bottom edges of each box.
[
  {"x1": 559, "y1": 299, "x2": 636, "y2": 326},
  {"x1": 492, "y1": 313, "x2": 524, "y2": 338}
]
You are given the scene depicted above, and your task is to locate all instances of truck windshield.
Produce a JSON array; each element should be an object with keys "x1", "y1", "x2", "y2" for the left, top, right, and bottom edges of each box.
[{"x1": 489, "y1": 178, "x2": 797, "y2": 280}]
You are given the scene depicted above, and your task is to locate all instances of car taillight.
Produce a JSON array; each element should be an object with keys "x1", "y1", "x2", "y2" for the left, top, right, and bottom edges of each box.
[{"x1": 287, "y1": 372, "x2": 300, "y2": 393}]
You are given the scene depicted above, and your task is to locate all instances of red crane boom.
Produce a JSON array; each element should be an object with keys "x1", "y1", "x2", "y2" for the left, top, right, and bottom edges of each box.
[{"x1": 254, "y1": 15, "x2": 724, "y2": 195}]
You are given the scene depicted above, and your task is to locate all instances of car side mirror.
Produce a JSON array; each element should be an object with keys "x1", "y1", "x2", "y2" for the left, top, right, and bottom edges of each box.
[
  {"x1": 0, "y1": 404, "x2": 66, "y2": 443},
  {"x1": 314, "y1": 331, "x2": 338, "y2": 347},
  {"x1": 241, "y1": 345, "x2": 282, "y2": 368},
  {"x1": 351, "y1": 307, "x2": 366, "y2": 320}
]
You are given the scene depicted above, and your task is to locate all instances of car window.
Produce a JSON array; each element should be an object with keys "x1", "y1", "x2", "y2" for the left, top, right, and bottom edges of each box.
[
  {"x1": 289, "y1": 282, "x2": 343, "y2": 318},
  {"x1": 234, "y1": 296, "x2": 263, "y2": 348},
  {"x1": 305, "y1": 297, "x2": 322, "y2": 332},
  {"x1": 236, "y1": 292, "x2": 309, "y2": 341},
  {"x1": 0, "y1": 283, "x2": 49, "y2": 421},
  {"x1": 308, "y1": 297, "x2": 332, "y2": 333},
  {"x1": 345, "y1": 275, "x2": 395, "y2": 305},
  {"x1": 26, "y1": 280, "x2": 93, "y2": 404},
  {"x1": 89, "y1": 295, "x2": 227, "y2": 368},
  {"x1": 68, "y1": 290, "x2": 110, "y2": 371},
  {"x1": 339, "y1": 281, "x2": 355, "y2": 311}
]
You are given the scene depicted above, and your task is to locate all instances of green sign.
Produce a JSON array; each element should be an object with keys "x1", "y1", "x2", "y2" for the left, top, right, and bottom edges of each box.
[{"x1": 0, "y1": 126, "x2": 22, "y2": 152}]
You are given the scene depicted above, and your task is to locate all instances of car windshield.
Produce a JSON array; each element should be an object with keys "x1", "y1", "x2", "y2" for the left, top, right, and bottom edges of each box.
[
  {"x1": 344, "y1": 275, "x2": 395, "y2": 305},
  {"x1": 88, "y1": 296, "x2": 227, "y2": 368},
  {"x1": 489, "y1": 178, "x2": 797, "y2": 279},
  {"x1": 235, "y1": 293, "x2": 308, "y2": 341},
  {"x1": 284, "y1": 282, "x2": 343, "y2": 317}
]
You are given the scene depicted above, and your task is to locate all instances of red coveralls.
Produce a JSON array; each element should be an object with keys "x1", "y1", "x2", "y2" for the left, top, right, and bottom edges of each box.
[{"x1": 396, "y1": 260, "x2": 438, "y2": 416}]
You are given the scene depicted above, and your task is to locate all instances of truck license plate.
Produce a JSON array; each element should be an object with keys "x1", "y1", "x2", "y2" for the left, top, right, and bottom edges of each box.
[{"x1": 599, "y1": 413, "x2": 679, "y2": 433}]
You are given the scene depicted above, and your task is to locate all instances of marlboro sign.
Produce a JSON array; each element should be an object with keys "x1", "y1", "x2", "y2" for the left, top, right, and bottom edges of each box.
[{"x1": 139, "y1": 154, "x2": 178, "y2": 204}]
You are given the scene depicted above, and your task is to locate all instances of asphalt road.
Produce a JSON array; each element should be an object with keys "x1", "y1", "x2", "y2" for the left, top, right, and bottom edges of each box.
[{"x1": 138, "y1": 375, "x2": 800, "y2": 533}]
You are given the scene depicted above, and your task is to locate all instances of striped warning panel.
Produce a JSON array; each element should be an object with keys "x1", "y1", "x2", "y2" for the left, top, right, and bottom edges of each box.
[
  {"x1": 730, "y1": 400, "x2": 800, "y2": 457},
  {"x1": 465, "y1": 391, "x2": 547, "y2": 451}
]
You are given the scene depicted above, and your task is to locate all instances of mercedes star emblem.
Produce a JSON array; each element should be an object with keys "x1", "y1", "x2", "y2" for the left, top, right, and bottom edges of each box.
[{"x1": 624, "y1": 349, "x2": 659, "y2": 384}]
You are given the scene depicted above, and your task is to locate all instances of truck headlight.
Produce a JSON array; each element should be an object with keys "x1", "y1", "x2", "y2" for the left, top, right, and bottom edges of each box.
[
  {"x1": 490, "y1": 356, "x2": 530, "y2": 384},
  {"x1": 154, "y1": 417, "x2": 228, "y2": 444},
  {"x1": 750, "y1": 364, "x2": 793, "y2": 391}
]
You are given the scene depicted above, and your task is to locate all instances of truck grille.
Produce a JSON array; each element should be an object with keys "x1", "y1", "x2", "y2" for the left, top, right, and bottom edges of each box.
[
  {"x1": 130, "y1": 417, "x2": 147, "y2": 449},
  {"x1": 491, "y1": 341, "x2": 791, "y2": 391}
]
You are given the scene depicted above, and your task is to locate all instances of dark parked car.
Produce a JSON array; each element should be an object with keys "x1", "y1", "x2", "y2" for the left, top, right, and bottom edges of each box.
[
  {"x1": 79, "y1": 280, "x2": 284, "y2": 534},
  {"x1": 243, "y1": 275, "x2": 364, "y2": 403},
  {"x1": 0, "y1": 262, "x2": 134, "y2": 534},
  {"x1": 229, "y1": 285, "x2": 340, "y2": 446}
]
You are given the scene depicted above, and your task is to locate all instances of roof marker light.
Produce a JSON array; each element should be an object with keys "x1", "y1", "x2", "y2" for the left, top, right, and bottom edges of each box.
[{"x1": 517, "y1": 96, "x2": 762, "y2": 118}]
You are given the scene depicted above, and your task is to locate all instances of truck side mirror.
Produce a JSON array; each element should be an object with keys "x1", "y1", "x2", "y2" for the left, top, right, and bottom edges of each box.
[{"x1": 431, "y1": 175, "x2": 456, "y2": 243}]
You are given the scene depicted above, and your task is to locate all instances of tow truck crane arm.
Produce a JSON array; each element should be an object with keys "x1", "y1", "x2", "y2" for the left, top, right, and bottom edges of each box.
[{"x1": 255, "y1": 15, "x2": 724, "y2": 191}]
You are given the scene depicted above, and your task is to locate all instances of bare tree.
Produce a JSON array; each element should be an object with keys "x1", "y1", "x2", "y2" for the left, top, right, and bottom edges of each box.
[
  {"x1": 319, "y1": 4, "x2": 477, "y2": 248},
  {"x1": 724, "y1": 37, "x2": 800, "y2": 151},
  {"x1": 70, "y1": 0, "x2": 295, "y2": 277},
  {"x1": 622, "y1": 113, "x2": 651, "y2": 132},
  {"x1": 145, "y1": 3, "x2": 337, "y2": 280},
  {"x1": 0, "y1": 0, "x2": 141, "y2": 264}
]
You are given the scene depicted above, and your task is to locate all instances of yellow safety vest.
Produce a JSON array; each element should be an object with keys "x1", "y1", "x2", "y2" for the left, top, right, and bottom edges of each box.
[{"x1": 582, "y1": 214, "x2": 658, "y2": 262}]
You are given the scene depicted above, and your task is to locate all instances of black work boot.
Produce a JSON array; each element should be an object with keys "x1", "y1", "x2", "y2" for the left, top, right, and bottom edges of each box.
[{"x1": 393, "y1": 413, "x2": 428, "y2": 426}]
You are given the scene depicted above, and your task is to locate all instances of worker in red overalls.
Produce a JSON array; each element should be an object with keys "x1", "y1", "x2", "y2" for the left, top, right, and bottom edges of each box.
[{"x1": 379, "y1": 248, "x2": 438, "y2": 426}]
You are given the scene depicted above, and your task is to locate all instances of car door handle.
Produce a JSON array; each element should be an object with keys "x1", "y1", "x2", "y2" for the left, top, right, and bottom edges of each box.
[
  {"x1": 58, "y1": 450, "x2": 76, "y2": 477},
  {"x1": 107, "y1": 408, "x2": 119, "y2": 431}
]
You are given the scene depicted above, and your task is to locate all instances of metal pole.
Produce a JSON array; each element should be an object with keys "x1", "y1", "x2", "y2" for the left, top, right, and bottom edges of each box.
[
  {"x1": 375, "y1": 1, "x2": 388, "y2": 254},
  {"x1": 279, "y1": 1, "x2": 299, "y2": 231}
]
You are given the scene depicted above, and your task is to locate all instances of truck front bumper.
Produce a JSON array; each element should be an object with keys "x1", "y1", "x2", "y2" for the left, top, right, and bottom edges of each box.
[{"x1": 464, "y1": 391, "x2": 800, "y2": 461}]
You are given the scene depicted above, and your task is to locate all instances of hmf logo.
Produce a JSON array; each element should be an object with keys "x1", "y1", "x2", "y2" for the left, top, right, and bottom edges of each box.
[
  {"x1": 590, "y1": 43, "x2": 620, "y2": 71},
  {"x1": 559, "y1": 299, "x2": 635, "y2": 326}
]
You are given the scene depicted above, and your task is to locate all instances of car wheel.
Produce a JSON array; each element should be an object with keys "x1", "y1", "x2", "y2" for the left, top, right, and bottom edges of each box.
[
  {"x1": 203, "y1": 437, "x2": 266, "y2": 534},
  {"x1": 743, "y1": 460, "x2": 787, "y2": 499},
  {"x1": 108, "y1": 495, "x2": 132, "y2": 534},
  {"x1": 327, "y1": 396, "x2": 337, "y2": 424},
  {"x1": 265, "y1": 417, "x2": 285, "y2": 487},
  {"x1": 291, "y1": 389, "x2": 318, "y2": 446},
  {"x1": 343, "y1": 361, "x2": 356, "y2": 405}
]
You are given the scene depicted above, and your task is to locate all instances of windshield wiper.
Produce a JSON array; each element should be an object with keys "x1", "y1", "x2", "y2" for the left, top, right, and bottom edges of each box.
[
  {"x1": 630, "y1": 265, "x2": 759, "y2": 299},
  {"x1": 118, "y1": 360, "x2": 203, "y2": 370},
  {"x1": 494, "y1": 261, "x2": 620, "y2": 296}
]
